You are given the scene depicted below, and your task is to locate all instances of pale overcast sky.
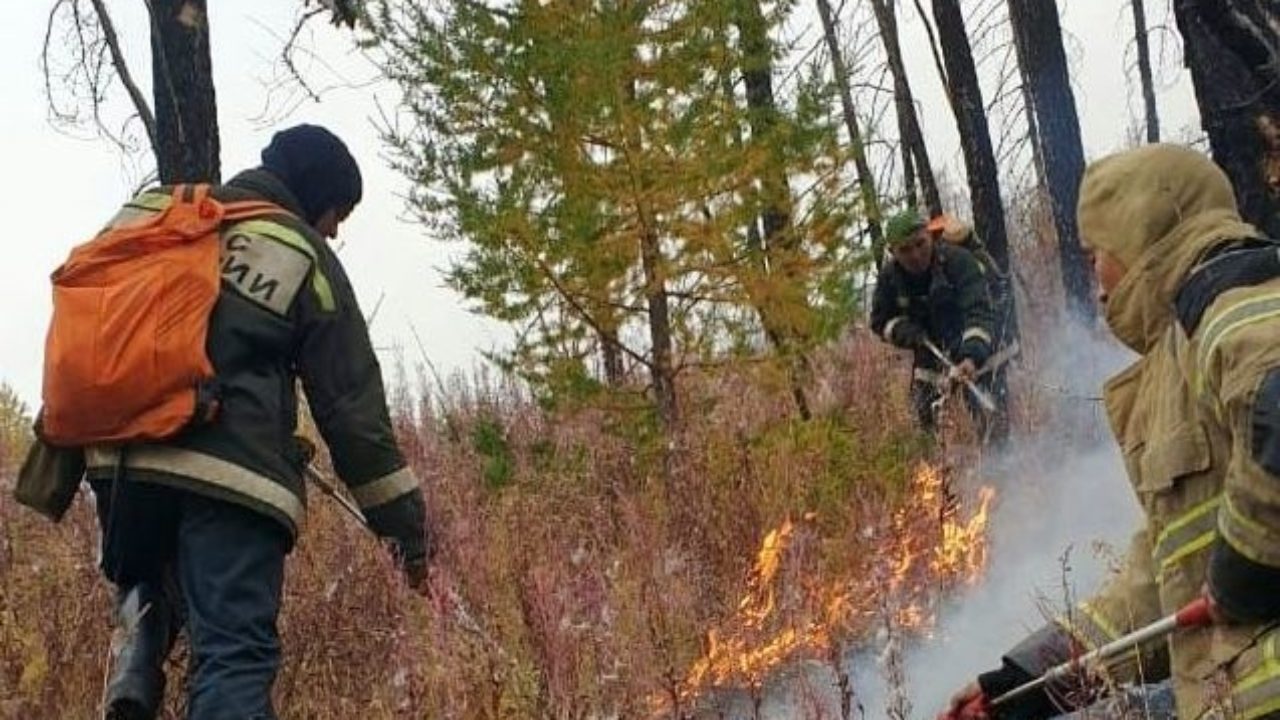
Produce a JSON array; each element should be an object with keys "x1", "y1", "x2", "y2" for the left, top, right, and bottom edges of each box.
[{"x1": 0, "y1": 1, "x2": 1201, "y2": 408}]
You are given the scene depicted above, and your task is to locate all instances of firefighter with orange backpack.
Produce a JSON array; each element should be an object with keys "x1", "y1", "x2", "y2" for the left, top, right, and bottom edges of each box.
[{"x1": 16, "y1": 125, "x2": 431, "y2": 720}]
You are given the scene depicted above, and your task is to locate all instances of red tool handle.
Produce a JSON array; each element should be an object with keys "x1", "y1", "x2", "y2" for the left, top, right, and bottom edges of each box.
[
  {"x1": 1176, "y1": 596, "x2": 1214, "y2": 628},
  {"x1": 953, "y1": 694, "x2": 990, "y2": 720}
]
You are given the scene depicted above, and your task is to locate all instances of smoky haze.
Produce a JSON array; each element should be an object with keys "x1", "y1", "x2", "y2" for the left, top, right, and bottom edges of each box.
[
  {"x1": 853, "y1": 321, "x2": 1141, "y2": 719},
  {"x1": 698, "y1": 321, "x2": 1145, "y2": 720}
]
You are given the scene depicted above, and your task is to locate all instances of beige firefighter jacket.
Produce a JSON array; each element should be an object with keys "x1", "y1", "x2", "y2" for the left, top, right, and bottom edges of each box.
[{"x1": 1062, "y1": 145, "x2": 1280, "y2": 719}]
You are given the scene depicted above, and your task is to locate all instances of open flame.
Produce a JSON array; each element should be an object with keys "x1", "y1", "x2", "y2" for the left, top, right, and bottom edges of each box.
[{"x1": 682, "y1": 461, "x2": 995, "y2": 695}]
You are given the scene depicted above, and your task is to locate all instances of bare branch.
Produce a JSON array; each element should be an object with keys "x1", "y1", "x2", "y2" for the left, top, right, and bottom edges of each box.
[
  {"x1": 281, "y1": 7, "x2": 328, "y2": 104},
  {"x1": 88, "y1": 0, "x2": 157, "y2": 151}
]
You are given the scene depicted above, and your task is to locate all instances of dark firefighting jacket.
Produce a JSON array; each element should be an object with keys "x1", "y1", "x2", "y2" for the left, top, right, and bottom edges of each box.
[
  {"x1": 82, "y1": 169, "x2": 426, "y2": 561},
  {"x1": 869, "y1": 243, "x2": 998, "y2": 383}
]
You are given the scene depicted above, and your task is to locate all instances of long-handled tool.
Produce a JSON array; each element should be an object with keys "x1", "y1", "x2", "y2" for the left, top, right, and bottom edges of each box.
[
  {"x1": 958, "y1": 597, "x2": 1213, "y2": 718},
  {"x1": 303, "y1": 464, "x2": 513, "y2": 665},
  {"x1": 922, "y1": 339, "x2": 997, "y2": 414}
]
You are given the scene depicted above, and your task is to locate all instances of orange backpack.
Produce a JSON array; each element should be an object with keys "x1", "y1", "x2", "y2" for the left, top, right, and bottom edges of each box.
[{"x1": 40, "y1": 184, "x2": 284, "y2": 446}]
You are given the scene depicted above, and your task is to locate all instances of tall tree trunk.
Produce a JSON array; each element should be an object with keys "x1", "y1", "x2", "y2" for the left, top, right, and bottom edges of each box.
[
  {"x1": 1174, "y1": 0, "x2": 1280, "y2": 237},
  {"x1": 898, "y1": 111, "x2": 919, "y2": 211},
  {"x1": 930, "y1": 0, "x2": 1010, "y2": 271},
  {"x1": 1008, "y1": 0, "x2": 1094, "y2": 321},
  {"x1": 622, "y1": 58, "x2": 678, "y2": 428},
  {"x1": 639, "y1": 228, "x2": 678, "y2": 428},
  {"x1": 600, "y1": 329, "x2": 624, "y2": 386},
  {"x1": 814, "y1": 0, "x2": 884, "y2": 256},
  {"x1": 1132, "y1": 0, "x2": 1161, "y2": 142},
  {"x1": 1010, "y1": 25, "x2": 1047, "y2": 191},
  {"x1": 734, "y1": 0, "x2": 812, "y2": 420},
  {"x1": 149, "y1": 0, "x2": 220, "y2": 183},
  {"x1": 872, "y1": 0, "x2": 941, "y2": 216}
]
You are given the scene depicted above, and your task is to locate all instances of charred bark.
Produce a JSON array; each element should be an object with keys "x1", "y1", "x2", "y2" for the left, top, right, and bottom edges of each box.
[
  {"x1": 872, "y1": 0, "x2": 941, "y2": 216},
  {"x1": 1008, "y1": 0, "x2": 1094, "y2": 321},
  {"x1": 149, "y1": 0, "x2": 220, "y2": 183},
  {"x1": 930, "y1": 0, "x2": 1010, "y2": 270},
  {"x1": 1174, "y1": 0, "x2": 1280, "y2": 237},
  {"x1": 1132, "y1": 0, "x2": 1161, "y2": 142}
]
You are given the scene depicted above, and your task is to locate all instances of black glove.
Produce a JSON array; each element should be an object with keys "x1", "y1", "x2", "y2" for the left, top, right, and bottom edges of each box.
[
  {"x1": 976, "y1": 660, "x2": 1053, "y2": 720},
  {"x1": 890, "y1": 320, "x2": 926, "y2": 349},
  {"x1": 977, "y1": 624, "x2": 1083, "y2": 720},
  {"x1": 365, "y1": 487, "x2": 435, "y2": 591},
  {"x1": 957, "y1": 338, "x2": 992, "y2": 368}
]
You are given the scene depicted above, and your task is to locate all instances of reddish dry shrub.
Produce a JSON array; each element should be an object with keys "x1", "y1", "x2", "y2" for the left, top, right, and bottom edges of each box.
[{"x1": 1, "y1": 322, "x2": 1080, "y2": 719}]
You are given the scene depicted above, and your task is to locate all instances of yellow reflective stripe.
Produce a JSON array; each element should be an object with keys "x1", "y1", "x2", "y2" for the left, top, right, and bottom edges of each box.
[
  {"x1": 1153, "y1": 496, "x2": 1221, "y2": 571},
  {"x1": 128, "y1": 192, "x2": 172, "y2": 212},
  {"x1": 1220, "y1": 494, "x2": 1280, "y2": 565},
  {"x1": 226, "y1": 219, "x2": 335, "y2": 312},
  {"x1": 349, "y1": 467, "x2": 419, "y2": 510},
  {"x1": 1197, "y1": 292, "x2": 1280, "y2": 379},
  {"x1": 962, "y1": 327, "x2": 992, "y2": 345},
  {"x1": 1234, "y1": 635, "x2": 1280, "y2": 719},
  {"x1": 882, "y1": 316, "x2": 906, "y2": 341},
  {"x1": 1060, "y1": 602, "x2": 1121, "y2": 649},
  {"x1": 85, "y1": 445, "x2": 304, "y2": 526},
  {"x1": 1161, "y1": 531, "x2": 1216, "y2": 573}
]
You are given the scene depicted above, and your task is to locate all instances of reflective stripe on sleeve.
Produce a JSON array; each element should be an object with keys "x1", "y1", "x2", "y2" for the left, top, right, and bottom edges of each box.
[{"x1": 350, "y1": 466, "x2": 419, "y2": 510}]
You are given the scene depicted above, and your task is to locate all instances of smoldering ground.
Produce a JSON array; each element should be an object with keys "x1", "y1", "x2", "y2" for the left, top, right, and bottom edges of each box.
[{"x1": 694, "y1": 324, "x2": 1146, "y2": 719}]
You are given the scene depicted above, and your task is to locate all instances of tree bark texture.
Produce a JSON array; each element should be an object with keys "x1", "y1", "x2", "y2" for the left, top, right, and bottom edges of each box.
[
  {"x1": 149, "y1": 0, "x2": 220, "y2": 183},
  {"x1": 872, "y1": 0, "x2": 941, "y2": 216},
  {"x1": 1008, "y1": 0, "x2": 1094, "y2": 321},
  {"x1": 1174, "y1": 0, "x2": 1280, "y2": 237},
  {"x1": 930, "y1": 0, "x2": 1010, "y2": 271},
  {"x1": 1132, "y1": 0, "x2": 1161, "y2": 142}
]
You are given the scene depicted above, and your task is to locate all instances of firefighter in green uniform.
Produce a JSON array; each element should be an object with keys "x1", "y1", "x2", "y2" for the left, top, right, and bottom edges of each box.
[
  {"x1": 870, "y1": 209, "x2": 1010, "y2": 445},
  {"x1": 940, "y1": 144, "x2": 1280, "y2": 719}
]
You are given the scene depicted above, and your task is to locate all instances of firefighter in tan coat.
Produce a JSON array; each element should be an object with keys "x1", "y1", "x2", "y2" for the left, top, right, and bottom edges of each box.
[{"x1": 941, "y1": 144, "x2": 1280, "y2": 719}]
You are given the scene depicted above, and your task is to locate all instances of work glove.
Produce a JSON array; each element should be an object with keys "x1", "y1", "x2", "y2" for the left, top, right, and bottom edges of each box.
[
  {"x1": 956, "y1": 338, "x2": 992, "y2": 369},
  {"x1": 890, "y1": 320, "x2": 926, "y2": 350},
  {"x1": 365, "y1": 483, "x2": 436, "y2": 596}
]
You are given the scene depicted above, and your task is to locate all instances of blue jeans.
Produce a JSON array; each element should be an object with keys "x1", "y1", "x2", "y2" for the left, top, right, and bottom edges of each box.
[{"x1": 93, "y1": 477, "x2": 288, "y2": 720}]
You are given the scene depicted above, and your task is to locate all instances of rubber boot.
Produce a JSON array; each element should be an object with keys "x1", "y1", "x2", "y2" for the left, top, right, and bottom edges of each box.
[{"x1": 104, "y1": 583, "x2": 173, "y2": 720}]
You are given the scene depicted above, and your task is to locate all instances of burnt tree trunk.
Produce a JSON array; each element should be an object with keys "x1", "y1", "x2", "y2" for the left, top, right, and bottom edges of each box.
[
  {"x1": 1008, "y1": 0, "x2": 1094, "y2": 322},
  {"x1": 872, "y1": 0, "x2": 941, "y2": 216},
  {"x1": 1132, "y1": 0, "x2": 1161, "y2": 142},
  {"x1": 930, "y1": 0, "x2": 1010, "y2": 270},
  {"x1": 815, "y1": 0, "x2": 884, "y2": 255},
  {"x1": 734, "y1": 0, "x2": 812, "y2": 420},
  {"x1": 149, "y1": 0, "x2": 220, "y2": 183},
  {"x1": 1174, "y1": 0, "x2": 1280, "y2": 237}
]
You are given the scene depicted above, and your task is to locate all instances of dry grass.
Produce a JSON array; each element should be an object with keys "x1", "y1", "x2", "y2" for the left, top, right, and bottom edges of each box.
[
  {"x1": 0, "y1": 335, "x2": 952, "y2": 720},
  {"x1": 0, "y1": 196, "x2": 1105, "y2": 718}
]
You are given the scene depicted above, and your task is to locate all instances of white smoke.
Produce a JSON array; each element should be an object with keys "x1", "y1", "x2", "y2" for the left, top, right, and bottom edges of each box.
[
  {"x1": 692, "y1": 321, "x2": 1146, "y2": 720},
  {"x1": 845, "y1": 439, "x2": 1142, "y2": 719}
]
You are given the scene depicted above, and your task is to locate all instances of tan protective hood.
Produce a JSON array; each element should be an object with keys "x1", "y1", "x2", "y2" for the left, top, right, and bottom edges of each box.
[{"x1": 1078, "y1": 144, "x2": 1260, "y2": 353}]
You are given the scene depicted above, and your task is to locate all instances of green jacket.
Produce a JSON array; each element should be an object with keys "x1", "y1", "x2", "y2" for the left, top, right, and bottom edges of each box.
[
  {"x1": 80, "y1": 169, "x2": 426, "y2": 559},
  {"x1": 869, "y1": 242, "x2": 997, "y2": 372}
]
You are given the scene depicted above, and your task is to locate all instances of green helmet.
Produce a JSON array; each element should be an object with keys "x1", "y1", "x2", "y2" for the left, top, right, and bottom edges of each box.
[{"x1": 884, "y1": 209, "x2": 926, "y2": 248}]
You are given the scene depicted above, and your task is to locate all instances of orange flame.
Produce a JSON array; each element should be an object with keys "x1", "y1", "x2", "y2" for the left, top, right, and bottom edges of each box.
[{"x1": 681, "y1": 462, "x2": 996, "y2": 696}]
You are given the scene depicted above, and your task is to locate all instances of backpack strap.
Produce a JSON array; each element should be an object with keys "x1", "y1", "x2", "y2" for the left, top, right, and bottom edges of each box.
[
  {"x1": 1175, "y1": 239, "x2": 1280, "y2": 335},
  {"x1": 223, "y1": 200, "x2": 294, "y2": 222}
]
